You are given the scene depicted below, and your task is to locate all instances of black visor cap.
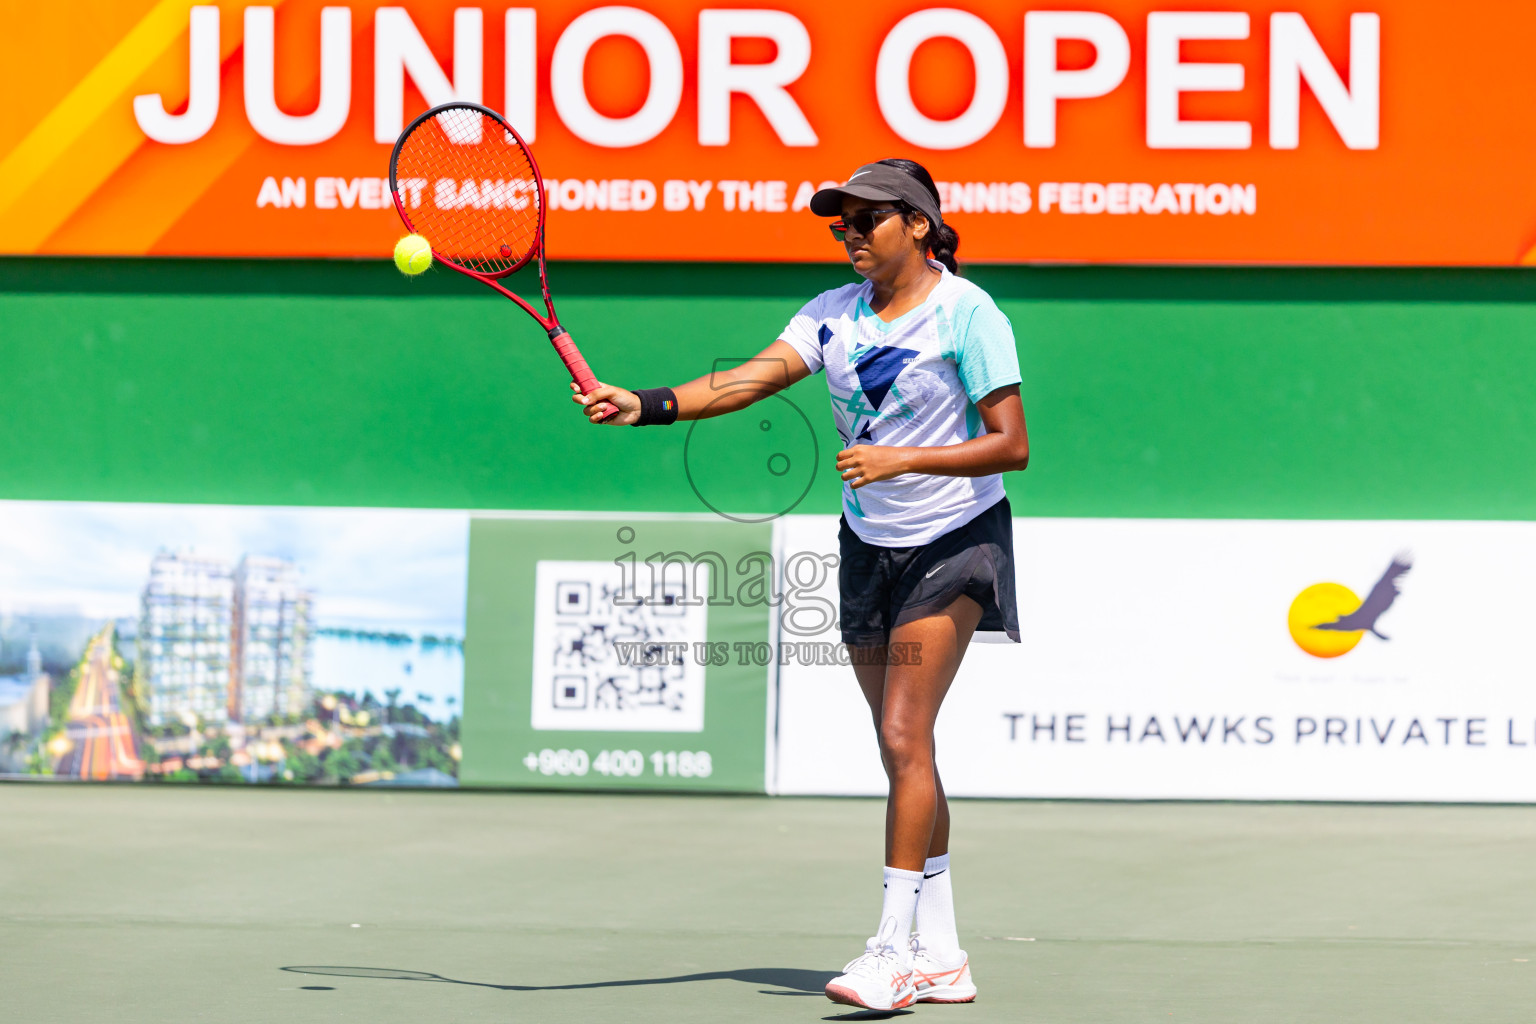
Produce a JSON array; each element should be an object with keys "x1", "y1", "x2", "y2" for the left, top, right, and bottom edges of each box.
[{"x1": 810, "y1": 163, "x2": 944, "y2": 232}]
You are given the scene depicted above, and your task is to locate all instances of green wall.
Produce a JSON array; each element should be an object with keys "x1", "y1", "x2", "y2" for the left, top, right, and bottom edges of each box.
[{"x1": 3, "y1": 257, "x2": 1534, "y2": 520}]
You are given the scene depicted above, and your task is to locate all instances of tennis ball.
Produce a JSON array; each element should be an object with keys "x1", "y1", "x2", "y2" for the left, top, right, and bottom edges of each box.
[{"x1": 394, "y1": 234, "x2": 432, "y2": 275}]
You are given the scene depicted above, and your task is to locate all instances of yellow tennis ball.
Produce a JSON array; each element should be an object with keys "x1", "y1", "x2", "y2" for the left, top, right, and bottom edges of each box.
[{"x1": 394, "y1": 234, "x2": 432, "y2": 275}]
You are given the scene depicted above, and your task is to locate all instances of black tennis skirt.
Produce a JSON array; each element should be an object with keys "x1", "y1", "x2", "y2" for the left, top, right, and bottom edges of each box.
[{"x1": 837, "y1": 496, "x2": 1020, "y2": 646}]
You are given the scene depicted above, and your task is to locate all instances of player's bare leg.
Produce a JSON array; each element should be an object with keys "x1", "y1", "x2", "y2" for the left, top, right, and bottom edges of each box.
[
  {"x1": 931, "y1": 763, "x2": 950, "y2": 857},
  {"x1": 853, "y1": 662, "x2": 951, "y2": 862},
  {"x1": 851, "y1": 594, "x2": 980, "y2": 870},
  {"x1": 849, "y1": 597, "x2": 981, "y2": 1004}
]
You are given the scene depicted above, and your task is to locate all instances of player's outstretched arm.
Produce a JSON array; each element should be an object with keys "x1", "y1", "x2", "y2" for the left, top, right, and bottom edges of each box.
[{"x1": 572, "y1": 340, "x2": 812, "y2": 426}]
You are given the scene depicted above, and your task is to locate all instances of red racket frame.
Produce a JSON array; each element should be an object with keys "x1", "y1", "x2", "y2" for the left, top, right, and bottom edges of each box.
[{"x1": 388, "y1": 102, "x2": 604, "y2": 399}]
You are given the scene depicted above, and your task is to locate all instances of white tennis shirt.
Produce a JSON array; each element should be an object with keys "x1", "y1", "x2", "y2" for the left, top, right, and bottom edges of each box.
[{"x1": 779, "y1": 262, "x2": 1023, "y2": 547}]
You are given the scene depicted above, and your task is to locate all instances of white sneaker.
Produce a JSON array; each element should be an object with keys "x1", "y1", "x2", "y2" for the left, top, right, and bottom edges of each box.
[
  {"x1": 824, "y1": 917, "x2": 916, "y2": 1010},
  {"x1": 909, "y1": 935, "x2": 978, "y2": 1003}
]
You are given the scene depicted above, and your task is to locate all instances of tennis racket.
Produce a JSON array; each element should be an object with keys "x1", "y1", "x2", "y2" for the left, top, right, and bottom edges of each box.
[{"x1": 388, "y1": 101, "x2": 613, "y2": 415}]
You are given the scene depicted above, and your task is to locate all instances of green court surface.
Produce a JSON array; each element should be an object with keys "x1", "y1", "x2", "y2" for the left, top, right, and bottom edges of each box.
[{"x1": 5, "y1": 785, "x2": 1535, "y2": 1023}]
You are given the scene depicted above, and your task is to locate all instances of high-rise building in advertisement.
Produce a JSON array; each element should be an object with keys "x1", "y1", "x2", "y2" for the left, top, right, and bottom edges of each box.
[
  {"x1": 138, "y1": 552, "x2": 233, "y2": 726},
  {"x1": 229, "y1": 556, "x2": 312, "y2": 723}
]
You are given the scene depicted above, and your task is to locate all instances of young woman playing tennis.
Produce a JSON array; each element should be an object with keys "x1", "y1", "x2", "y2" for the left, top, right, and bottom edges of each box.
[{"x1": 572, "y1": 158, "x2": 1028, "y2": 1011}]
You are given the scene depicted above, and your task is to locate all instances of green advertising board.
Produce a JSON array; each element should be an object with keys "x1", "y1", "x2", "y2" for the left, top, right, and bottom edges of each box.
[{"x1": 461, "y1": 516, "x2": 774, "y2": 792}]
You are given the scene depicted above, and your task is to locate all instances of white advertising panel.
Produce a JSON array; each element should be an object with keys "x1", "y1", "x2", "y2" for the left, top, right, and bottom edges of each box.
[{"x1": 773, "y1": 516, "x2": 1536, "y2": 801}]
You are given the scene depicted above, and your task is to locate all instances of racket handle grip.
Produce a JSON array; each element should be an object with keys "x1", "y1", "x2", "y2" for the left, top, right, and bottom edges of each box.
[
  {"x1": 549, "y1": 326, "x2": 617, "y2": 421},
  {"x1": 549, "y1": 327, "x2": 599, "y2": 393}
]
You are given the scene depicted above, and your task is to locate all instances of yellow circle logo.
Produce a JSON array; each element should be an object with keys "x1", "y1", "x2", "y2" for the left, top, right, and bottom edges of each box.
[{"x1": 1288, "y1": 583, "x2": 1365, "y2": 658}]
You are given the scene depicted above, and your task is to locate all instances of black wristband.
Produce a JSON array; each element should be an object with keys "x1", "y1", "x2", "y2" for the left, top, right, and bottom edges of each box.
[{"x1": 632, "y1": 387, "x2": 679, "y2": 426}]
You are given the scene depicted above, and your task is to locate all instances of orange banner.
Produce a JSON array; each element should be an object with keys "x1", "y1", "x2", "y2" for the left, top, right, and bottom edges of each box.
[{"x1": 4, "y1": 1, "x2": 1535, "y2": 264}]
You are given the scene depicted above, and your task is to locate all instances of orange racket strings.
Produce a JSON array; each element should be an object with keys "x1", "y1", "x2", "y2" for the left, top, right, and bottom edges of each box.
[{"x1": 394, "y1": 106, "x2": 542, "y2": 277}]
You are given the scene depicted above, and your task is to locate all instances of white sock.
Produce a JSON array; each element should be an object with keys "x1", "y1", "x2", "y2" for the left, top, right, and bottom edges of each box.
[
  {"x1": 914, "y1": 853, "x2": 961, "y2": 959},
  {"x1": 879, "y1": 866, "x2": 924, "y2": 962}
]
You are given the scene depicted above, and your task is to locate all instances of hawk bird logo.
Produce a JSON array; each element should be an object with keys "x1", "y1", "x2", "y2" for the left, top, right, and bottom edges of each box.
[
  {"x1": 1312, "y1": 554, "x2": 1412, "y2": 640},
  {"x1": 1287, "y1": 552, "x2": 1413, "y2": 659}
]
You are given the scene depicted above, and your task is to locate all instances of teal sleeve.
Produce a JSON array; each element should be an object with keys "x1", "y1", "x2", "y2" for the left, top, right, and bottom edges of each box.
[{"x1": 955, "y1": 294, "x2": 1022, "y2": 402}]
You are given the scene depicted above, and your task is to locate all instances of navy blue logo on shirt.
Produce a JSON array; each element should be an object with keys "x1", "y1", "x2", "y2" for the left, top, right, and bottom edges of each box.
[{"x1": 853, "y1": 346, "x2": 919, "y2": 410}]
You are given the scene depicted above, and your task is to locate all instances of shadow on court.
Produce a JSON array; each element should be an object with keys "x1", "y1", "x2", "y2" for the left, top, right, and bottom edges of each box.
[{"x1": 280, "y1": 964, "x2": 837, "y2": 996}]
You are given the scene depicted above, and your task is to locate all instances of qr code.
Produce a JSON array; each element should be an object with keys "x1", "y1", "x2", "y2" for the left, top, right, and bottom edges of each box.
[{"x1": 530, "y1": 560, "x2": 708, "y2": 732}]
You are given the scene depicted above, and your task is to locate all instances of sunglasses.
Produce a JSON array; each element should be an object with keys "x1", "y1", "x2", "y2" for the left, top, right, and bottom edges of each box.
[{"x1": 829, "y1": 207, "x2": 905, "y2": 241}]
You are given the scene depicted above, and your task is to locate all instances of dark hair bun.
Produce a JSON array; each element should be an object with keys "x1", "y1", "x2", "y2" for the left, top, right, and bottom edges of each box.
[{"x1": 929, "y1": 223, "x2": 960, "y2": 273}]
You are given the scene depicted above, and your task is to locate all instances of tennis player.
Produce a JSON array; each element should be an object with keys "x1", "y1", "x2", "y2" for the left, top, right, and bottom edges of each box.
[{"x1": 572, "y1": 158, "x2": 1028, "y2": 1011}]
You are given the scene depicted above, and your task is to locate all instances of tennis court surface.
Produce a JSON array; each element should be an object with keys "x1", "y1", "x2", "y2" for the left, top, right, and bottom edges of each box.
[{"x1": 6, "y1": 784, "x2": 1535, "y2": 1023}]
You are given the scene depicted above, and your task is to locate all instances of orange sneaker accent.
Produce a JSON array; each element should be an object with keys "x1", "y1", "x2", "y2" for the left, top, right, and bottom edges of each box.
[
  {"x1": 825, "y1": 971, "x2": 916, "y2": 1009},
  {"x1": 912, "y1": 956, "x2": 977, "y2": 1003},
  {"x1": 914, "y1": 961, "x2": 968, "y2": 988},
  {"x1": 825, "y1": 983, "x2": 864, "y2": 1008}
]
